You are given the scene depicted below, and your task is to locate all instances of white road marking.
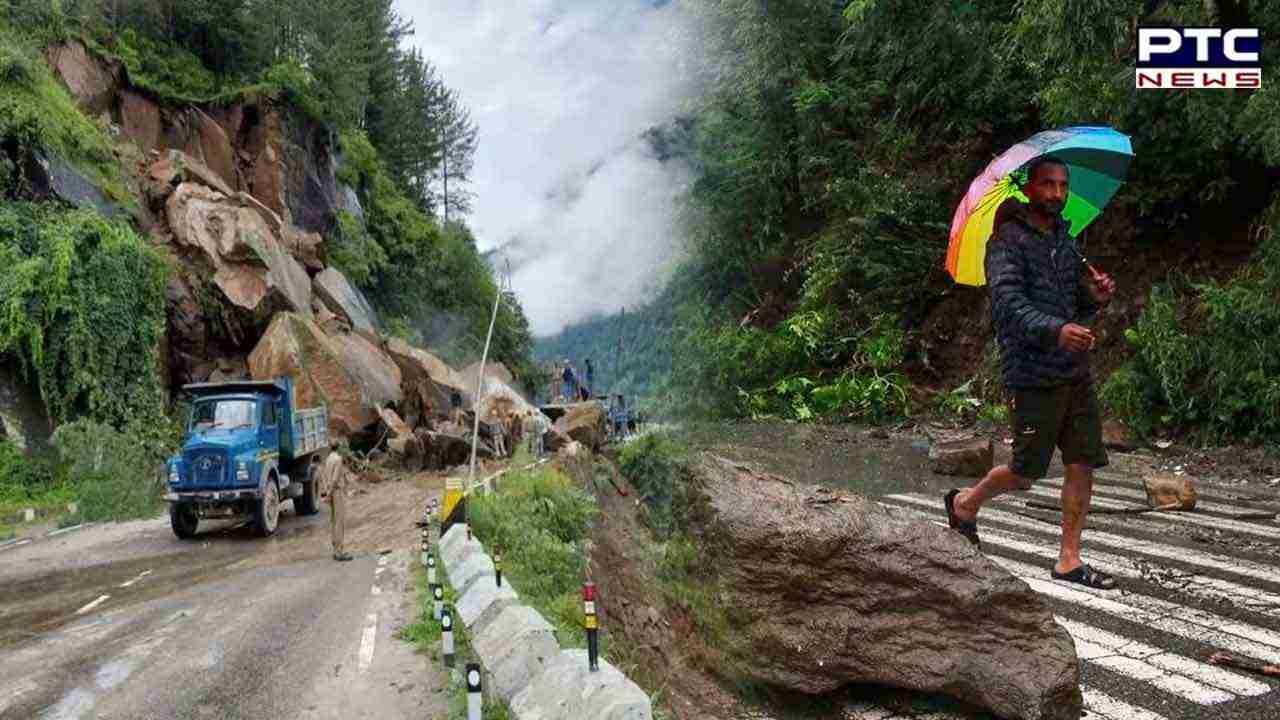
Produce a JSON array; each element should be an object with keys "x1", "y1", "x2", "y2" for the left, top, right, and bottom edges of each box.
[
  {"x1": 993, "y1": 555, "x2": 1280, "y2": 664},
  {"x1": 374, "y1": 567, "x2": 386, "y2": 576},
  {"x1": 46, "y1": 523, "x2": 93, "y2": 538},
  {"x1": 1056, "y1": 616, "x2": 1270, "y2": 703},
  {"x1": 883, "y1": 498, "x2": 1280, "y2": 616},
  {"x1": 118, "y1": 570, "x2": 152, "y2": 588},
  {"x1": 358, "y1": 613, "x2": 377, "y2": 674},
  {"x1": 1081, "y1": 686, "x2": 1170, "y2": 720},
  {"x1": 377, "y1": 555, "x2": 389, "y2": 567},
  {"x1": 371, "y1": 585, "x2": 382, "y2": 596},
  {"x1": 0, "y1": 538, "x2": 31, "y2": 552},
  {"x1": 1018, "y1": 485, "x2": 1280, "y2": 541},
  {"x1": 75, "y1": 595, "x2": 110, "y2": 615},
  {"x1": 1042, "y1": 476, "x2": 1273, "y2": 519},
  {"x1": 884, "y1": 495, "x2": 1280, "y2": 598}
]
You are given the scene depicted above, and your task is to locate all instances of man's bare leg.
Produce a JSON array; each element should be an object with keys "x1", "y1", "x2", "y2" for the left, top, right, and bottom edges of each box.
[
  {"x1": 952, "y1": 464, "x2": 1030, "y2": 522},
  {"x1": 1055, "y1": 462, "x2": 1093, "y2": 575}
]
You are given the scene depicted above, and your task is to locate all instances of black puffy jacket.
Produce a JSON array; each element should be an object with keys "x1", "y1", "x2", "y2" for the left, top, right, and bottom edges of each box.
[{"x1": 985, "y1": 209, "x2": 1099, "y2": 390}]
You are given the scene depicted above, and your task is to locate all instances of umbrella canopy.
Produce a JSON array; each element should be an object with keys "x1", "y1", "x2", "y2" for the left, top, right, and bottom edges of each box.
[{"x1": 946, "y1": 126, "x2": 1133, "y2": 286}]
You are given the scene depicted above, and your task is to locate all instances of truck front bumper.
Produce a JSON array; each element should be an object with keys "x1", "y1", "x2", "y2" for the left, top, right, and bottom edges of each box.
[{"x1": 163, "y1": 488, "x2": 262, "y2": 503}]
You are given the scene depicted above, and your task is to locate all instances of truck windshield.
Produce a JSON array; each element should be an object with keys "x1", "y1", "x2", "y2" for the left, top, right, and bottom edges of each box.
[{"x1": 191, "y1": 399, "x2": 256, "y2": 430}]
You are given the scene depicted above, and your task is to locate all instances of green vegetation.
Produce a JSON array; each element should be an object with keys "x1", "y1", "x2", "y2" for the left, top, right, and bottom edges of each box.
[
  {"x1": 0, "y1": 24, "x2": 129, "y2": 204},
  {"x1": 402, "y1": 564, "x2": 511, "y2": 720},
  {"x1": 0, "y1": 202, "x2": 168, "y2": 427},
  {"x1": 1102, "y1": 207, "x2": 1280, "y2": 443},
  {"x1": 541, "y1": 0, "x2": 1280, "y2": 443},
  {"x1": 468, "y1": 459, "x2": 598, "y2": 646}
]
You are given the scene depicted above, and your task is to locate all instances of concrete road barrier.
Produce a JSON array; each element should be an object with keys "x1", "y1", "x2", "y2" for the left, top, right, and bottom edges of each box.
[
  {"x1": 471, "y1": 605, "x2": 561, "y2": 702},
  {"x1": 457, "y1": 578, "x2": 520, "y2": 627},
  {"x1": 449, "y1": 552, "x2": 497, "y2": 594},
  {"x1": 510, "y1": 649, "x2": 652, "y2": 720}
]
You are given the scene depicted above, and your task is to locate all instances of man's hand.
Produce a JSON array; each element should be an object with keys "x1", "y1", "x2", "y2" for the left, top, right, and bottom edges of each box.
[
  {"x1": 1086, "y1": 265, "x2": 1116, "y2": 305},
  {"x1": 1059, "y1": 323, "x2": 1095, "y2": 353}
]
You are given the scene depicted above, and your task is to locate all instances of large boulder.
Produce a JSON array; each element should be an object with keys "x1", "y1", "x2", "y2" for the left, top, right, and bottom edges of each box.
[
  {"x1": 120, "y1": 89, "x2": 162, "y2": 153},
  {"x1": 26, "y1": 152, "x2": 118, "y2": 217},
  {"x1": 313, "y1": 267, "x2": 378, "y2": 335},
  {"x1": 247, "y1": 313, "x2": 399, "y2": 438},
  {"x1": 384, "y1": 338, "x2": 471, "y2": 413},
  {"x1": 552, "y1": 402, "x2": 607, "y2": 452},
  {"x1": 166, "y1": 182, "x2": 312, "y2": 319},
  {"x1": 685, "y1": 454, "x2": 1081, "y2": 720},
  {"x1": 190, "y1": 109, "x2": 237, "y2": 192}
]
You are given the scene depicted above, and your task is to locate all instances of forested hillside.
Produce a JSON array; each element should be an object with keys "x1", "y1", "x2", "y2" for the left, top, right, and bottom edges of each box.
[
  {"x1": 0, "y1": 0, "x2": 535, "y2": 522},
  {"x1": 569, "y1": 0, "x2": 1280, "y2": 443}
]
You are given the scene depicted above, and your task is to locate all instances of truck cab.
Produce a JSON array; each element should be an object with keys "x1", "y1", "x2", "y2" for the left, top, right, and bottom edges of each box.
[{"x1": 164, "y1": 378, "x2": 328, "y2": 539}]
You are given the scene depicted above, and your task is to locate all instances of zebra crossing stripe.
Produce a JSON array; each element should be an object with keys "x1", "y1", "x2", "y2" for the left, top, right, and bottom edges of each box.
[
  {"x1": 882, "y1": 497, "x2": 1280, "y2": 616},
  {"x1": 1041, "y1": 476, "x2": 1272, "y2": 519},
  {"x1": 883, "y1": 494, "x2": 1280, "y2": 597},
  {"x1": 1056, "y1": 616, "x2": 1270, "y2": 702},
  {"x1": 994, "y1": 555, "x2": 1280, "y2": 665},
  {"x1": 1081, "y1": 686, "x2": 1170, "y2": 720},
  {"x1": 1017, "y1": 485, "x2": 1280, "y2": 541}
]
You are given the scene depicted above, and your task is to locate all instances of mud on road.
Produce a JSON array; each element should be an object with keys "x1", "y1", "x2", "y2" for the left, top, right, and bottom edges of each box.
[{"x1": 0, "y1": 470, "x2": 448, "y2": 652}]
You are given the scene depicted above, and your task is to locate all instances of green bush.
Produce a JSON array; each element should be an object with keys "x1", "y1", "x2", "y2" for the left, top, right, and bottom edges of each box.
[
  {"x1": 1103, "y1": 213, "x2": 1280, "y2": 442},
  {"x1": 0, "y1": 203, "x2": 169, "y2": 427},
  {"x1": 618, "y1": 432, "x2": 691, "y2": 535},
  {"x1": 469, "y1": 465, "x2": 597, "y2": 645},
  {"x1": 51, "y1": 417, "x2": 177, "y2": 522}
]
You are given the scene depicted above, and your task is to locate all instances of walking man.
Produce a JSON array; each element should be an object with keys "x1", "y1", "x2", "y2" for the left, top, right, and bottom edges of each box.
[
  {"x1": 944, "y1": 155, "x2": 1118, "y2": 590},
  {"x1": 562, "y1": 361, "x2": 576, "y2": 402},
  {"x1": 323, "y1": 452, "x2": 352, "y2": 562}
]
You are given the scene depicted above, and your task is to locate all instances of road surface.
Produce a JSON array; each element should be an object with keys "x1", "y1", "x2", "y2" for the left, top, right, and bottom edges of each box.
[
  {"x1": 0, "y1": 482, "x2": 446, "y2": 720},
  {"x1": 870, "y1": 467, "x2": 1280, "y2": 720}
]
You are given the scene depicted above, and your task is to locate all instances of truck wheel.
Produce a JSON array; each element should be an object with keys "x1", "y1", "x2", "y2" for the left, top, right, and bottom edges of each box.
[
  {"x1": 295, "y1": 459, "x2": 321, "y2": 516},
  {"x1": 253, "y1": 479, "x2": 281, "y2": 537},
  {"x1": 170, "y1": 504, "x2": 199, "y2": 539}
]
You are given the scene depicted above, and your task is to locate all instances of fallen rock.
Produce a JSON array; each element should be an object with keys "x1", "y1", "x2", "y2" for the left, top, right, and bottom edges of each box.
[
  {"x1": 166, "y1": 182, "x2": 312, "y2": 318},
  {"x1": 191, "y1": 108, "x2": 237, "y2": 191},
  {"x1": 120, "y1": 89, "x2": 161, "y2": 152},
  {"x1": 1102, "y1": 419, "x2": 1137, "y2": 451},
  {"x1": 149, "y1": 150, "x2": 234, "y2": 197},
  {"x1": 207, "y1": 356, "x2": 249, "y2": 383},
  {"x1": 544, "y1": 424, "x2": 572, "y2": 453},
  {"x1": 27, "y1": 152, "x2": 118, "y2": 217},
  {"x1": 379, "y1": 408, "x2": 411, "y2": 438},
  {"x1": 248, "y1": 313, "x2": 397, "y2": 438},
  {"x1": 552, "y1": 402, "x2": 607, "y2": 452},
  {"x1": 685, "y1": 454, "x2": 1081, "y2": 720},
  {"x1": 313, "y1": 267, "x2": 378, "y2": 335},
  {"x1": 558, "y1": 441, "x2": 584, "y2": 459},
  {"x1": 1143, "y1": 473, "x2": 1198, "y2": 510},
  {"x1": 929, "y1": 436, "x2": 993, "y2": 478},
  {"x1": 384, "y1": 338, "x2": 471, "y2": 412}
]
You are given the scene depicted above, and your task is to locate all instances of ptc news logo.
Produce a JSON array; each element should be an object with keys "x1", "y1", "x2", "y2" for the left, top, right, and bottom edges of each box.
[{"x1": 1137, "y1": 27, "x2": 1262, "y2": 89}]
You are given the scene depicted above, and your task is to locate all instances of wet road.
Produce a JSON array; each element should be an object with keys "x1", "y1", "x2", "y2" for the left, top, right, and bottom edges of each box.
[
  {"x1": 873, "y1": 469, "x2": 1280, "y2": 720},
  {"x1": 0, "y1": 505, "x2": 444, "y2": 719}
]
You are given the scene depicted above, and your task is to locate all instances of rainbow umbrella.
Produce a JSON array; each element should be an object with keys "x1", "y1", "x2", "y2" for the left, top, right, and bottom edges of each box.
[{"x1": 946, "y1": 126, "x2": 1133, "y2": 286}]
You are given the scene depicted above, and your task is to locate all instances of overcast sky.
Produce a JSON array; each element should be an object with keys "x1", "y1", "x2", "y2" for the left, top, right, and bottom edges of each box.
[{"x1": 396, "y1": 0, "x2": 700, "y2": 337}]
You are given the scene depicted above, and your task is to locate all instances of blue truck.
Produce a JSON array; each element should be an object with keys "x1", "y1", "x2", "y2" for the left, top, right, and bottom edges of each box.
[{"x1": 163, "y1": 378, "x2": 329, "y2": 539}]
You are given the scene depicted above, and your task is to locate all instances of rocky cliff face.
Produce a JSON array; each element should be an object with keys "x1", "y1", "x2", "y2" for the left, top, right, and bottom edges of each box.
[{"x1": 30, "y1": 39, "x2": 526, "y2": 449}]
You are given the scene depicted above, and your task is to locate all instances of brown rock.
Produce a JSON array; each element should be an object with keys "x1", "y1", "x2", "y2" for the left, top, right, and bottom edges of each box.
[
  {"x1": 552, "y1": 402, "x2": 606, "y2": 452},
  {"x1": 464, "y1": 360, "x2": 515, "y2": 387},
  {"x1": 685, "y1": 454, "x2": 1081, "y2": 719},
  {"x1": 244, "y1": 107, "x2": 290, "y2": 224},
  {"x1": 289, "y1": 230, "x2": 325, "y2": 272},
  {"x1": 165, "y1": 183, "x2": 312, "y2": 317},
  {"x1": 327, "y1": 332, "x2": 402, "y2": 411},
  {"x1": 248, "y1": 313, "x2": 399, "y2": 438},
  {"x1": 1102, "y1": 419, "x2": 1136, "y2": 451},
  {"x1": 384, "y1": 338, "x2": 471, "y2": 412},
  {"x1": 1143, "y1": 473, "x2": 1198, "y2": 510},
  {"x1": 929, "y1": 436, "x2": 994, "y2": 477},
  {"x1": 150, "y1": 151, "x2": 234, "y2": 197},
  {"x1": 193, "y1": 109, "x2": 237, "y2": 191},
  {"x1": 44, "y1": 40, "x2": 118, "y2": 115},
  {"x1": 208, "y1": 357, "x2": 249, "y2": 383},
  {"x1": 379, "y1": 408, "x2": 412, "y2": 438},
  {"x1": 314, "y1": 267, "x2": 378, "y2": 335},
  {"x1": 120, "y1": 90, "x2": 162, "y2": 153},
  {"x1": 544, "y1": 424, "x2": 573, "y2": 452}
]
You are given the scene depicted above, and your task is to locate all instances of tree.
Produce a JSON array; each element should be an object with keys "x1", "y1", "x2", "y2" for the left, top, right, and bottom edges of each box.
[{"x1": 434, "y1": 84, "x2": 478, "y2": 222}]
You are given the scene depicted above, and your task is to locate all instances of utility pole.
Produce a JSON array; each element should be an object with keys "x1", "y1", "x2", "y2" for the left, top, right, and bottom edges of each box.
[
  {"x1": 613, "y1": 307, "x2": 625, "y2": 394},
  {"x1": 466, "y1": 258, "x2": 512, "y2": 495}
]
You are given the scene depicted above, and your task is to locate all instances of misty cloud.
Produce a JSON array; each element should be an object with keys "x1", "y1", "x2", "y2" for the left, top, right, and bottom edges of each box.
[{"x1": 397, "y1": 0, "x2": 700, "y2": 336}]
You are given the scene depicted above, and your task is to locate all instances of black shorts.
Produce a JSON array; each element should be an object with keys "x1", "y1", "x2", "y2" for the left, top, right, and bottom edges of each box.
[{"x1": 1009, "y1": 380, "x2": 1109, "y2": 481}]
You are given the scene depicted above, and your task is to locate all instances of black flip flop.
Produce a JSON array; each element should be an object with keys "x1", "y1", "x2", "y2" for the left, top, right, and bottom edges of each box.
[
  {"x1": 1051, "y1": 564, "x2": 1117, "y2": 590},
  {"x1": 943, "y1": 489, "x2": 980, "y2": 548}
]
